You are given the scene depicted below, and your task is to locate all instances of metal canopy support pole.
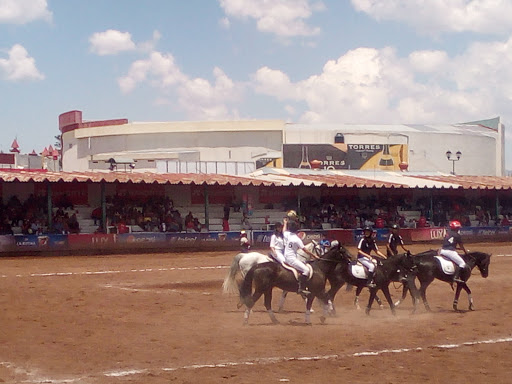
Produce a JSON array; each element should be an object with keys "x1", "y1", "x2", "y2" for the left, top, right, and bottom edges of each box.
[
  {"x1": 430, "y1": 192, "x2": 434, "y2": 223},
  {"x1": 101, "y1": 182, "x2": 107, "y2": 232},
  {"x1": 297, "y1": 187, "x2": 301, "y2": 217},
  {"x1": 496, "y1": 191, "x2": 500, "y2": 220},
  {"x1": 47, "y1": 182, "x2": 53, "y2": 232},
  {"x1": 204, "y1": 184, "x2": 210, "y2": 231}
]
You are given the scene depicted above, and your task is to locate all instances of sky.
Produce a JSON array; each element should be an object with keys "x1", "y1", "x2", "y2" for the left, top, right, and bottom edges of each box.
[{"x1": 1, "y1": 0, "x2": 511, "y2": 168}]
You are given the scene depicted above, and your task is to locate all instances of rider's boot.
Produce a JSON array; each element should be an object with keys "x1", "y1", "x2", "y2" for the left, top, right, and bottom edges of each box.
[
  {"x1": 297, "y1": 275, "x2": 311, "y2": 296},
  {"x1": 366, "y1": 271, "x2": 376, "y2": 288},
  {"x1": 453, "y1": 266, "x2": 464, "y2": 283}
]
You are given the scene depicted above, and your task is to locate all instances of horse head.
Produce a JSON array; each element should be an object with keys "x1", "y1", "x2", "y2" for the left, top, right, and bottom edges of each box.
[{"x1": 467, "y1": 251, "x2": 492, "y2": 278}]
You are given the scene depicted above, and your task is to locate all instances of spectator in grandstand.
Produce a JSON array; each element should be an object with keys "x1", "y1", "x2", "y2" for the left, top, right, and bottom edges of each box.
[
  {"x1": 222, "y1": 217, "x2": 230, "y2": 231},
  {"x1": 68, "y1": 212, "x2": 80, "y2": 234},
  {"x1": 241, "y1": 212, "x2": 252, "y2": 230},
  {"x1": 91, "y1": 207, "x2": 102, "y2": 226},
  {"x1": 240, "y1": 230, "x2": 251, "y2": 253},
  {"x1": 0, "y1": 217, "x2": 13, "y2": 235}
]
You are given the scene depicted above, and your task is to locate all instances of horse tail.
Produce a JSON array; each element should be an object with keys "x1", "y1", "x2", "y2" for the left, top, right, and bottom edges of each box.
[
  {"x1": 222, "y1": 253, "x2": 245, "y2": 294},
  {"x1": 239, "y1": 264, "x2": 257, "y2": 308}
]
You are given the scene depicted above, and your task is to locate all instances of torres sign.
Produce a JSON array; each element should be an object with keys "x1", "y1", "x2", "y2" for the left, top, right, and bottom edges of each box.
[{"x1": 283, "y1": 143, "x2": 408, "y2": 171}]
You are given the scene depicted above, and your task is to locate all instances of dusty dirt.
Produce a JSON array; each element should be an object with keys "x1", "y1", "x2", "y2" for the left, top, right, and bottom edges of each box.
[{"x1": 0, "y1": 243, "x2": 511, "y2": 383}]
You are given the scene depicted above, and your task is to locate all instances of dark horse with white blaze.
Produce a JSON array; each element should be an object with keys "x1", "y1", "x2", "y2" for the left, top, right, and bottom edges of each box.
[
  {"x1": 403, "y1": 250, "x2": 492, "y2": 312},
  {"x1": 238, "y1": 244, "x2": 349, "y2": 324}
]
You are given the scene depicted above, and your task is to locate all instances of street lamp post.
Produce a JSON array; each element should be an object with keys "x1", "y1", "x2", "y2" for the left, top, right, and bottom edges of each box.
[{"x1": 446, "y1": 150, "x2": 462, "y2": 175}]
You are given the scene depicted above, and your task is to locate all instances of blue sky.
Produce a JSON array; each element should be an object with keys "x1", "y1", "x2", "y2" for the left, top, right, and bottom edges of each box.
[{"x1": 1, "y1": 0, "x2": 511, "y2": 168}]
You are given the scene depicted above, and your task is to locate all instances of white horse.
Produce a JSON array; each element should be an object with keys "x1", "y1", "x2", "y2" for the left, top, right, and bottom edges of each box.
[{"x1": 222, "y1": 241, "x2": 323, "y2": 310}]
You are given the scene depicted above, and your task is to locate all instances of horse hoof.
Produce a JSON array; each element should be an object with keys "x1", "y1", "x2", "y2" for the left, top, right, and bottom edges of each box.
[
  {"x1": 469, "y1": 303, "x2": 475, "y2": 311},
  {"x1": 379, "y1": 304, "x2": 385, "y2": 310},
  {"x1": 320, "y1": 316, "x2": 326, "y2": 324},
  {"x1": 365, "y1": 308, "x2": 370, "y2": 316}
]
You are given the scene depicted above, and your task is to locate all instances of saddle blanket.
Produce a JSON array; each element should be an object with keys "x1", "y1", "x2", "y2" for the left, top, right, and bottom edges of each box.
[
  {"x1": 434, "y1": 256, "x2": 455, "y2": 274},
  {"x1": 349, "y1": 263, "x2": 368, "y2": 279}
]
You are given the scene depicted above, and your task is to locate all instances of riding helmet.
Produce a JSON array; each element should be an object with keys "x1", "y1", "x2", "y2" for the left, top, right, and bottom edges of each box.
[
  {"x1": 391, "y1": 223, "x2": 400, "y2": 230},
  {"x1": 449, "y1": 220, "x2": 461, "y2": 230}
]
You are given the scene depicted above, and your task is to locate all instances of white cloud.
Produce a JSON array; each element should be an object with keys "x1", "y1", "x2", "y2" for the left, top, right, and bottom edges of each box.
[
  {"x1": 0, "y1": 0, "x2": 52, "y2": 24},
  {"x1": 408, "y1": 50, "x2": 449, "y2": 73},
  {"x1": 219, "y1": 0, "x2": 324, "y2": 37},
  {"x1": 119, "y1": 52, "x2": 242, "y2": 119},
  {"x1": 252, "y1": 37, "x2": 512, "y2": 126},
  {"x1": 351, "y1": 0, "x2": 512, "y2": 35},
  {"x1": 89, "y1": 30, "x2": 137, "y2": 56},
  {"x1": 0, "y1": 44, "x2": 44, "y2": 81},
  {"x1": 177, "y1": 67, "x2": 242, "y2": 119},
  {"x1": 90, "y1": 29, "x2": 163, "y2": 56}
]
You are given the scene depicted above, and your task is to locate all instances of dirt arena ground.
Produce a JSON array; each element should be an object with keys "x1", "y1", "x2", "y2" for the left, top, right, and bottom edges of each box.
[{"x1": 0, "y1": 242, "x2": 511, "y2": 384}]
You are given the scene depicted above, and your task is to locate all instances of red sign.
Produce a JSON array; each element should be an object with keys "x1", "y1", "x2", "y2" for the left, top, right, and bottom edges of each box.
[
  {"x1": 259, "y1": 186, "x2": 298, "y2": 204},
  {"x1": 34, "y1": 182, "x2": 88, "y2": 205},
  {"x1": 191, "y1": 185, "x2": 234, "y2": 204},
  {"x1": 116, "y1": 183, "x2": 165, "y2": 199}
]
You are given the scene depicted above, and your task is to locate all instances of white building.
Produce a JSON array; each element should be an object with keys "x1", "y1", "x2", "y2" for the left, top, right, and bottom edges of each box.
[{"x1": 59, "y1": 110, "x2": 505, "y2": 176}]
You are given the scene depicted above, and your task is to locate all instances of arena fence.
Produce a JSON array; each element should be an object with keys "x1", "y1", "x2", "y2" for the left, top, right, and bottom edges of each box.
[{"x1": 0, "y1": 225, "x2": 510, "y2": 256}]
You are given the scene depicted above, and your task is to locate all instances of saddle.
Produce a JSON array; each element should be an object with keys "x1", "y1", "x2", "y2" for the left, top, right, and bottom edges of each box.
[{"x1": 282, "y1": 262, "x2": 313, "y2": 281}]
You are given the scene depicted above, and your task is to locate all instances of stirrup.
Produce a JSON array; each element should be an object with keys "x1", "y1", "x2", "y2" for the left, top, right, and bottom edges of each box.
[{"x1": 453, "y1": 278, "x2": 464, "y2": 283}]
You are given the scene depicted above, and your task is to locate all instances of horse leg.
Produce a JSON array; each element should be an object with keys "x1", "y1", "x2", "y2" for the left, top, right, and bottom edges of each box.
[
  {"x1": 304, "y1": 296, "x2": 316, "y2": 325},
  {"x1": 365, "y1": 288, "x2": 377, "y2": 315},
  {"x1": 243, "y1": 290, "x2": 263, "y2": 325},
  {"x1": 394, "y1": 282, "x2": 408, "y2": 307},
  {"x1": 277, "y1": 290, "x2": 287, "y2": 312},
  {"x1": 380, "y1": 285, "x2": 396, "y2": 315},
  {"x1": 354, "y1": 285, "x2": 364, "y2": 310},
  {"x1": 326, "y1": 281, "x2": 344, "y2": 316},
  {"x1": 419, "y1": 282, "x2": 431, "y2": 312},
  {"x1": 463, "y1": 284, "x2": 474, "y2": 311},
  {"x1": 376, "y1": 294, "x2": 384, "y2": 310},
  {"x1": 452, "y1": 283, "x2": 464, "y2": 312},
  {"x1": 264, "y1": 289, "x2": 279, "y2": 324}
]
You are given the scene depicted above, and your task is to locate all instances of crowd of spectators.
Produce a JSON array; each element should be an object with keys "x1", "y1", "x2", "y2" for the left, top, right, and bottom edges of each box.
[
  {"x1": 287, "y1": 195, "x2": 512, "y2": 230},
  {"x1": 0, "y1": 194, "x2": 80, "y2": 235},
  {"x1": 97, "y1": 194, "x2": 204, "y2": 234},
  {"x1": 1, "y1": 192, "x2": 512, "y2": 236}
]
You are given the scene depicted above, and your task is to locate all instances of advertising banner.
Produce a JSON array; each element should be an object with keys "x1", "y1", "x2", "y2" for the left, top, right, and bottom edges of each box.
[
  {"x1": 118, "y1": 232, "x2": 167, "y2": 244},
  {"x1": 283, "y1": 144, "x2": 408, "y2": 171},
  {"x1": 67, "y1": 233, "x2": 117, "y2": 246}
]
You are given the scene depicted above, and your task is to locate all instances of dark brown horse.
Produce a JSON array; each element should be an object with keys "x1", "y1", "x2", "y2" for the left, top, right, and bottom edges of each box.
[
  {"x1": 238, "y1": 245, "x2": 349, "y2": 324},
  {"x1": 405, "y1": 250, "x2": 492, "y2": 312}
]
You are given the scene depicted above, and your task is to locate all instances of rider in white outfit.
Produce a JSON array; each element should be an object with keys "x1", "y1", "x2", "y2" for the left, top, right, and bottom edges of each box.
[
  {"x1": 269, "y1": 222, "x2": 286, "y2": 266},
  {"x1": 283, "y1": 220, "x2": 319, "y2": 296},
  {"x1": 439, "y1": 220, "x2": 467, "y2": 283}
]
